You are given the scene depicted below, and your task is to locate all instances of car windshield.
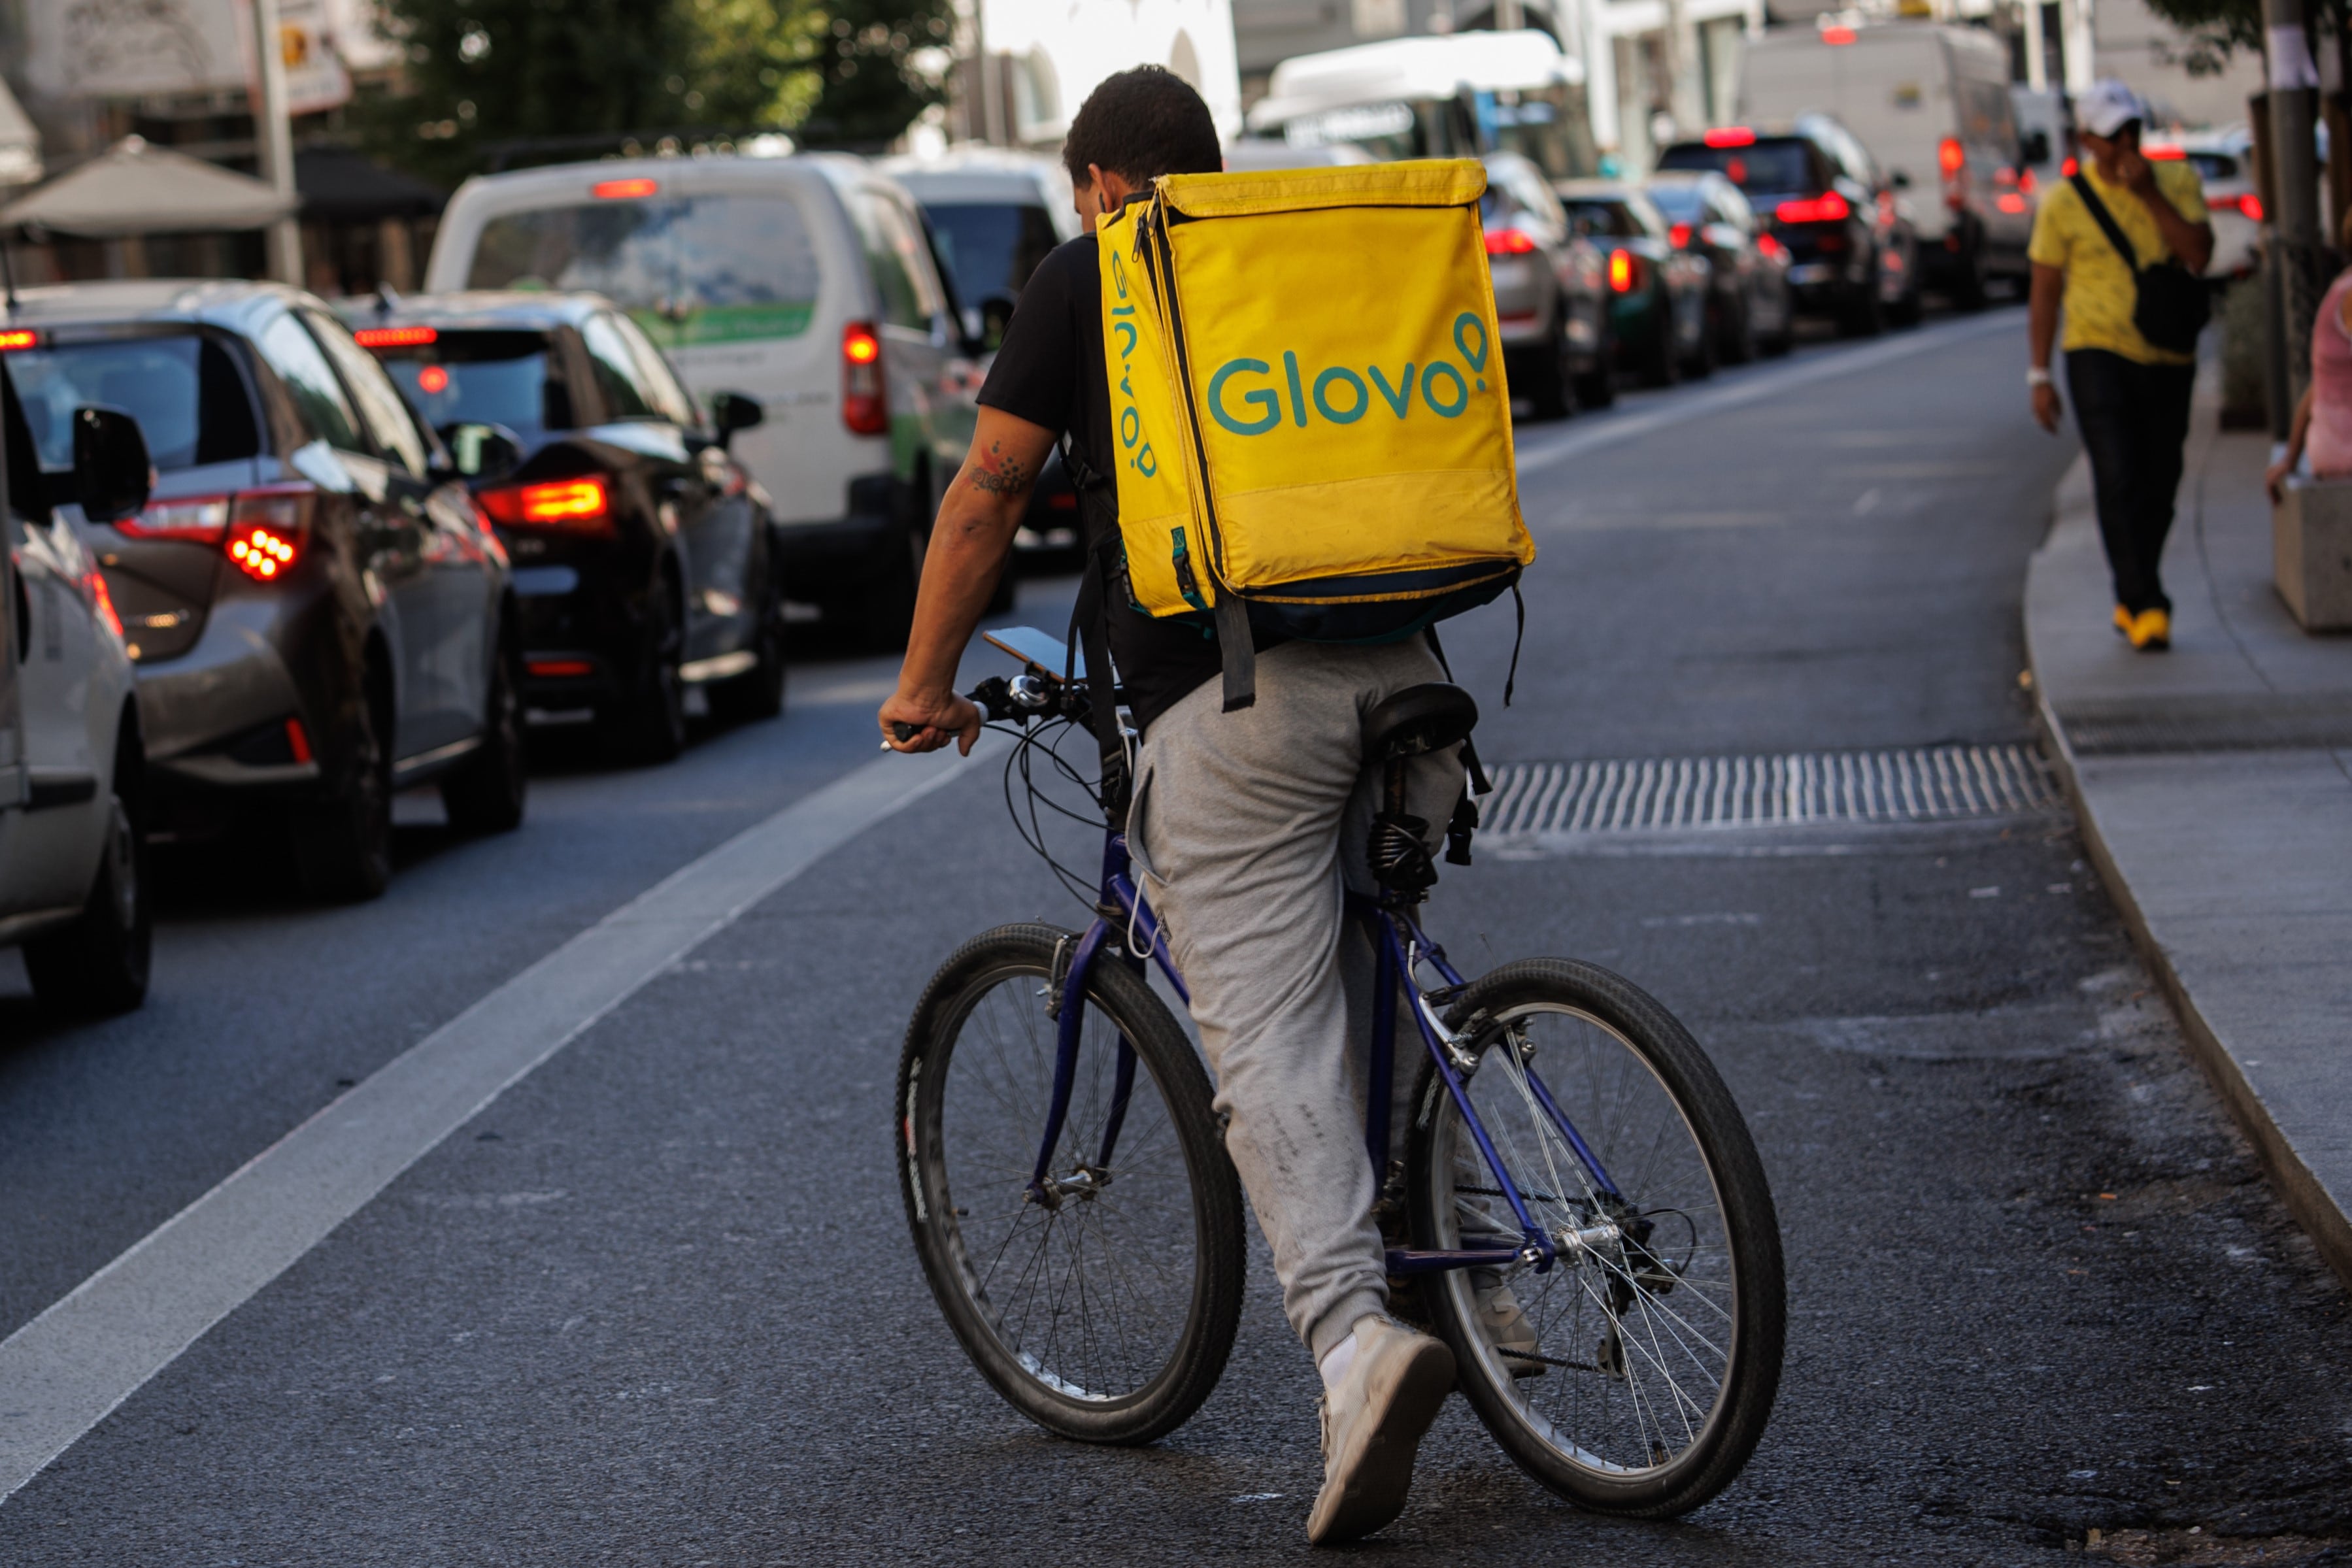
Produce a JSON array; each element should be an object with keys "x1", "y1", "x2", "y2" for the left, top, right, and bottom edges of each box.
[
  {"x1": 3, "y1": 332, "x2": 258, "y2": 472},
  {"x1": 466, "y1": 192, "x2": 824, "y2": 351},
  {"x1": 1645, "y1": 184, "x2": 1705, "y2": 220},
  {"x1": 2185, "y1": 152, "x2": 2236, "y2": 183},
  {"x1": 924, "y1": 202, "x2": 1060, "y2": 303},
  {"x1": 369, "y1": 330, "x2": 569, "y2": 434},
  {"x1": 1657, "y1": 140, "x2": 1816, "y2": 195},
  {"x1": 1564, "y1": 199, "x2": 1642, "y2": 239}
]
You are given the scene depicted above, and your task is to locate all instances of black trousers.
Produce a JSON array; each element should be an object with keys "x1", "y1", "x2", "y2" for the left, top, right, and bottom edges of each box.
[{"x1": 2066, "y1": 348, "x2": 2197, "y2": 615}]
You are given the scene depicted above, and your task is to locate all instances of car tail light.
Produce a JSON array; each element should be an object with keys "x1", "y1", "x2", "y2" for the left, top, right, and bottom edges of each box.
[
  {"x1": 594, "y1": 177, "x2": 660, "y2": 199},
  {"x1": 83, "y1": 569, "x2": 123, "y2": 641},
  {"x1": 480, "y1": 475, "x2": 613, "y2": 533},
  {"x1": 1756, "y1": 233, "x2": 1786, "y2": 260},
  {"x1": 2061, "y1": 156, "x2": 2079, "y2": 177},
  {"x1": 0, "y1": 328, "x2": 37, "y2": 352},
  {"x1": 1484, "y1": 227, "x2": 1538, "y2": 255},
  {"x1": 1775, "y1": 191, "x2": 1851, "y2": 224},
  {"x1": 2233, "y1": 192, "x2": 2266, "y2": 221},
  {"x1": 1998, "y1": 193, "x2": 2029, "y2": 214},
  {"x1": 1607, "y1": 250, "x2": 1639, "y2": 292},
  {"x1": 1938, "y1": 137, "x2": 1965, "y2": 178},
  {"x1": 285, "y1": 718, "x2": 313, "y2": 765},
  {"x1": 842, "y1": 321, "x2": 888, "y2": 436},
  {"x1": 2143, "y1": 144, "x2": 2186, "y2": 161},
  {"x1": 2019, "y1": 169, "x2": 2038, "y2": 195},
  {"x1": 119, "y1": 495, "x2": 232, "y2": 543},
  {"x1": 1668, "y1": 223, "x2": 1693, "y2": 249},
  {"x1": 353, "y1": 325, "x2": 436, "y2": 348},
  {"x1": 528, "y1": 658, "x2": 596, "y2": 678},
  {"x1": 1702, "y1": 126, "x2": 1755, "y2": 148},
  {"x1": 1821, "y1": 24, "x2": 1856, "y2": 43},
  {"x1": 226, "y1": 488, "x2": 313, "y2": 582}
]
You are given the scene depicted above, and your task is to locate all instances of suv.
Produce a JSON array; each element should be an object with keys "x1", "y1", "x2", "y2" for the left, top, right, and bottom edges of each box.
[
  {"x1": 1658, "y1": 118, "x2": 1921, "y2": 335},
  {"x1": 1645, "y1": 169, "x2": 1795, "y2": 363},
  {"x1": 347, "y1": 292, "x2": 784, "y2": 756},
  {"x1": 0, "y1": 372, "x2": 152, "y2": 1011},
  {"x1": 426, "y1": 154, "x2": 981, "y2": 644},
  {"x1": 1, "y1": 283, "x2": 524, "y2": 901}
]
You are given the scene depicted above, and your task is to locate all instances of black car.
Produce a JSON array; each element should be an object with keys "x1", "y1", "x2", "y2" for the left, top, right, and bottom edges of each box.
[
  {"x1": 348, "y1": 293, "x2": 784, "y2": 760},
  {"x1": 1657, "y1": 119, "x2": 1921, "y2": 336},
  {"x1": 1556, "y1": 181, "x2": 1714, "y2": 386},
  {"x1": 0, "y1": 280, "x2": 524, "y2": 901},
  {"x1": 1645, "y1": 171, "x2": 1796, "y2": 363}
]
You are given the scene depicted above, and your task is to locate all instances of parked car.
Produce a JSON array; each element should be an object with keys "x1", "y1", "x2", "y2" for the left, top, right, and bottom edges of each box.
[
  {"x1": 881, "y1": 148, "x2": 1081, "y2": 574},
  {"x1": 2147, "y1": 127, "x2": 2260, "y2": 279},
  {"x1": 346, "y1": 291, "x2": 785, "y2": 756},
  {"x1": 1556, "y1": 180, "x2": 1713, "y2": 385},
  {"x1": 425, "y1": 154, "x2": 982, "y2": 644},
  {"x1": 0, "y1": 363, "x2": 151, "y2": 1010},
  {"x1": 1645, "y1": 169, "x2": 1796, "y2": 361},
  {"x1": 0, "y1": 282, "x2": 522, "y2": 902},
  {"x1": 1739, "y1": 20, "x2": 2032, "y2": 307},
  {"x1": 2011, "y1": 84, "x2": 2071, "y2": 193},
  {"x1": 1656, "y1": 119, "x2": 1922, "y2": 335},
  {"x1": 1480, "y1": 150, "x2": 1613, "y2": 417}
]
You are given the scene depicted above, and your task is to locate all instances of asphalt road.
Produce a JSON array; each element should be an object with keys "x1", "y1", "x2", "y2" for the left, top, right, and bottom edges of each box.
[{"x1": 3, "y1": 306, "x2": 2347, "y2": 1565}]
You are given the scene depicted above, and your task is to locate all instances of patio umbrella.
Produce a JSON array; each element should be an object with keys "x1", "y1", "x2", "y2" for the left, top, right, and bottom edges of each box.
[{"x1": 0, "y1": 135, "x2": 294, "y2": 236}]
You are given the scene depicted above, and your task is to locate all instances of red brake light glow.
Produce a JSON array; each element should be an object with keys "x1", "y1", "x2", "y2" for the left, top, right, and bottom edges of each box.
[
  {"x1": 1607, "y1": 250, "x2": 1636, "y2": 292},
  {"x1": 1821, "y1": 24, "x2": 1856, "y2": 43},
  {"x1": 2062, "y1": 156, "x2": 2079, "y2": 177},
  {"x1": 0, "y1": 329, "x2": 36, "y2": 352},
  {"x1": 1484, "y1": 228, "x2": 1538, "y2": 255},
  {"x1": 2237, "y1": 192, "x2": 2266, "y2": 221},
  {"x1": 1702, "y1": 127, "x2": 1756, "y2": 148},
  {"x1": 528, "y1": 658, "x2": 596, "y2": 679},
  {"x1": 353, "y1": 325, "x2": 437, "y2": 348},
  {"x1": 120, "y1": 495, "x2": 231, "y2": 543},
  {"x1": 84, "y1": 569, "x2": 123, "y2": 641},
  {"x1": 417, "y1": 365, "x2": 450, "y2": 394},
  {"x1": 2143, "y1": 144, "x2": 2186, "y2": 161},
  {"x1": 1775, "y1": 191, "x2": 1851, "y2": 224},
  {"x1": 593, "y1": 178, "x2": 660, "y2": 199},
  {"x1": 229, "y1": 524, "x2": 297, "y2": 579},
  {"x1": 1668, "y1": 224, "x2": 1693, "y2": 249},
  {"x1": 842, "y1": 322, "x2": 888, "y2": 436},
  {"x1": 1997, "y1": 193, "x2": 2029, "y2": 214},
  {"x1": 1756, "y1": 233, "x2": 1786, "y2": 260},
  {"x1": 1938, "y1": 137, "x2": 1966, "y2": 177},
  {"x1": 285, "y1": 718, "x2": 313, "y2": 765}
]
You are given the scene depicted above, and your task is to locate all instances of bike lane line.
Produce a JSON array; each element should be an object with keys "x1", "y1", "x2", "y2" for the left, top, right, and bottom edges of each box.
[{"x1": 0, "y1": 739, "x2": 990, "y2": 1505}]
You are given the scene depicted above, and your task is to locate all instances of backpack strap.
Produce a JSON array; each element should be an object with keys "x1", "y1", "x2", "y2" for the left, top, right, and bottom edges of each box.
[
  {"x1": 1420, "y1": 624, "x2": 1490, "y2": 869},
  {"x1": 2068, "y1": 173, "x2": 2140, "y2": 271},
  {"x1": 1213, "y1": 595, "x2": 1255, "y2": 712}
]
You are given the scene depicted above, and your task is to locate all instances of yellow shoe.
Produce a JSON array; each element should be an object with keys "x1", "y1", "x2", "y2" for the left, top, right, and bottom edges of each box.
[
  {"x1": 2126, "y1": 607, "x2": 2171, "y2": 650},
  {"x1": 2114, "y1": 604, "x2": 2133, "y2": 637}
]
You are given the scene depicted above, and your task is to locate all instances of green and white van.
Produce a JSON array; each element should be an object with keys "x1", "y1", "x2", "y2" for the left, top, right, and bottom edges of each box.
[{"x1": 425, "y1": 154, "x2": 980, "y2": 641}]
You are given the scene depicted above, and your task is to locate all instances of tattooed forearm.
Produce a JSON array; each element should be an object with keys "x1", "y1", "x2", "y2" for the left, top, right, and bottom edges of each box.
[{"x1": 966, "y1": 441, "x2": 1033, "y2": 498}]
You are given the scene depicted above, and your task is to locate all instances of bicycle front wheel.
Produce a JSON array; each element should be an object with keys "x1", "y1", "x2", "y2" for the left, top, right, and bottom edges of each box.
[
  {"x1": 897, "y1": 923, "x2": 1243, "y2": 1444},
  {"x1": 1407, "y1": 959, "x2": 1785, "y2": 1516}
]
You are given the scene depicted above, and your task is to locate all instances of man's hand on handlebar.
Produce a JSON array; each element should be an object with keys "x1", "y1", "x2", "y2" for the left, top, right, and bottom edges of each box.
[{"x1": 880, "y1": 687, "x2": 983, "y2": 755}]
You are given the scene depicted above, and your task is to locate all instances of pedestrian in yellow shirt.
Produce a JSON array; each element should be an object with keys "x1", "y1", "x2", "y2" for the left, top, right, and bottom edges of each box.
[{"x1": 2026, "y1": 80, "x2": 2213, "y2": 651}]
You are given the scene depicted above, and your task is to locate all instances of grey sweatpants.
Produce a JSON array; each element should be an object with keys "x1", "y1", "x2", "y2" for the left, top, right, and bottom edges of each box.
[{"x1": 1128, "y1": 639, "x2": 1466, "y2": 1360}]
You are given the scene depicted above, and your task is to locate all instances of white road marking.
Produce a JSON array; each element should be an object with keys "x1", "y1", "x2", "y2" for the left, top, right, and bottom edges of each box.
[
  {"x1": 0, "y1": 742, "x2": 988, "y2": 1505},
  {"x1": 1512, "y1": 310, "x2": 2023, "y2": 477}
]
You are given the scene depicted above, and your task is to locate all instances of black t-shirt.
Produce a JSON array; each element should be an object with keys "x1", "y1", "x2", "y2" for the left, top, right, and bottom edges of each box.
[{"x1": 978, "y1": 233, "x2": 1226, "y2": 731}]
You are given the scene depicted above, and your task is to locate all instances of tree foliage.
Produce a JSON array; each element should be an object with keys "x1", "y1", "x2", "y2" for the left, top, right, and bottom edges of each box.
[
  {"x1": 357, "y1": 0, "x2": 950, "y2": 184},
  {"x1": 2140, "y1": 0, "x2": 2352, "y2": 76}
]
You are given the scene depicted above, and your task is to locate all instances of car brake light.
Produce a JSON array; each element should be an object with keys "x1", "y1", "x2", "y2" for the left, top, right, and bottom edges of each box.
[
  {"x1": 2236, "y1": 193, "x2": 2266, "y2": 221},
  {"x1": 119, "y1": 495, "x2": 232, "y2": 543},
  {"x1": 1484, "y1": 227, "x2": 1538, "y2": 255},
  {"x1": 1607, "y1": 250, "x2": 1638, "y2": 292},
  {"x1": 2061, "y1": 156, "x2": 2079, "y2": 177},
  {"x1": 480, "y1": 475, "x2": 613, "y2": 531},
  {"x1": 1998, "y1": 193, "x2": 2028, "y2": 214},
  {"x1": 1703, "y1": 127, "x2": 1756, "y2": 148},
  {"x1": 842, "y1": 321, "x2": 888, "y2": 436},
  {"x1": 594, "y1": 178, "x2": 660, "y2": 199},
  {"x1": 83, "y1": 569, "x2": 123, "y2": 641},
  {"x1": 226, "y1": 488, "x2": 312, "y2": 581},
  {"x1": 1821, "y1": 24, "x2": 1856, "y2": 43},
  {"x1": 1756, "y1": 233, "x2": 1785, "y2": 260},
  {"x1": 1938, "y1": 137, "x2": 1966, "y2": 178},
  {"x1": 528, "y1": 658, "x2": 596, "y2": 678},
  {"x1": 285, "y1": 717, "x2": 313, "y2": 765},
  {"x1": 2143, "y1": 144, "x2": 2185, "y2": 161},
  {"x1": 1775, "y1": 191, "x2": 1851, "y2": 224},
  {"x1": 353, "y1": 325, "x2": 436, "y2": 348},
  {"x1": 1668, "y1": 223, "x2": 1693, "y2": 249},
  {"x1": 0, "y1": 329, "x2": 36, "y2": 352}
]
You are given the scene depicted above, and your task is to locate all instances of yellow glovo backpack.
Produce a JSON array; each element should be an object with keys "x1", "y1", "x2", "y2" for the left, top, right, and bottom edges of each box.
[{"x1": 1094, "y1": 158, "x2": 1536, "y2": 712}]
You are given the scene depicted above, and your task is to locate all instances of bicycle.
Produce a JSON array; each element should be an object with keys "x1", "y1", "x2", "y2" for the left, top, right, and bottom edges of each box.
[{"x1": 894, "y1": 630, "x2": 1785, "y2": 1517}]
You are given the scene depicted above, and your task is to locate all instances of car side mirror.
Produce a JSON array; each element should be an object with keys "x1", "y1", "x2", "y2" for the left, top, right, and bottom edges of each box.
[
  {"x1": 710, "y1": 392, "x2": 764, "y2": 448},
  {"x1": 979, "y1": 295, "x2": 1018, "y2": 354},
  {"x1": 2021, "y1": 130, "x2": 2051, "y2": 166},
  {"x1": 71, "y1": 406, "x2": 152, "y2": 524},
  {"x1": 437, "y1": 421, "x2": 524, "y2": 480},
  {"x1": 1890, "y1": 169, "x2": 1913, "y2": 189}
]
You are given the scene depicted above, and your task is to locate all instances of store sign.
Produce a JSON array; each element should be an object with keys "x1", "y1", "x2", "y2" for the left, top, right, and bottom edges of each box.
[{"x1": 21, "y1": 0, "x2": 350, "y2": 112}]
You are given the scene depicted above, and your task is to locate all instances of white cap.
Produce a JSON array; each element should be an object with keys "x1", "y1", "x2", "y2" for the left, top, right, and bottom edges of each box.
[{"x1": 2076, "y1": 79, "x2": 2149, "y2": 139}]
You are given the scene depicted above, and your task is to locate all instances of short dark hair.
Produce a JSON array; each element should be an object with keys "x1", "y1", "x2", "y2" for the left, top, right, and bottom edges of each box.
[{"x1": 1062, "y1": 66, "x2": 1222, "y2": 188}]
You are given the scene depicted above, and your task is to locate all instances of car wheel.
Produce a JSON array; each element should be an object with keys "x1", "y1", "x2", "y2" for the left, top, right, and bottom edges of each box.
[
  {"x1": 713, "y1": 551, "x2": 788, "y2": 724},
  {"x1": 1761, "y1": 295, "x2": 1796, "y2": 358},
  {"x1": 1840, "y1": 270, "x2": 1885, "y2": 338},
  {"x1": 1722, "y1": 295, "x2": 1757, "y2": 365},
  {"x1": 294, "y1": 688, "x2": 394, "y2": 902},
  {"x1": 25, "y1": 766, "x2": 148, "y2": 1016},
  {"x1": 1686, "y1": 299, "x2": 1720, "y2": 380},
  {"x1": 1522, "y1": 308, "x2": 1575, "y2": 422},
  {"x1": 1575, "y1": 314, "x2": 1618, "y2": 408},
  {"x1": 607, "y1": 578, "x2": 688, "y2": 765},
  {"x1": 443, "y1": 631, "x2": 528, "y2": 833},
  {"x1": 1637, "y1": 297, "x2": 1681, "y2": 389}
]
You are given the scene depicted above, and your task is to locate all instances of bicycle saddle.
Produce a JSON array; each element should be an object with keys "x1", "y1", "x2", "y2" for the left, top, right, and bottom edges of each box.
[{"x1": 1362, "y1": 682, "x2": 1479, "y2": 762}]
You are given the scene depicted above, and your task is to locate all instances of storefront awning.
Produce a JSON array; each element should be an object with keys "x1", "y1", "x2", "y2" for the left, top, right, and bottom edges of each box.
[{"x1": 0, "y1": 136, "x2": 294, "y2": 237}]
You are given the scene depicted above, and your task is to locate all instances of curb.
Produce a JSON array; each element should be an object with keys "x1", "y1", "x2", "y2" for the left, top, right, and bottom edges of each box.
[{"x1": 2026, "y1": 462, "x2": 2352, "y2": 1294}]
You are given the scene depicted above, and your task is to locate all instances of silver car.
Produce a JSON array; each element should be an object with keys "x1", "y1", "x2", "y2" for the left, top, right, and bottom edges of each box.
[{"x1": 1480, "y1": 151, "x2": 1614, "y2": 418}]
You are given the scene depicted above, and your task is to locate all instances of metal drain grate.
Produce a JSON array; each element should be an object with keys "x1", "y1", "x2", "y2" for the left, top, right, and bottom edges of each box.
[{"x1": 1479, "y1": 744, "x2": 2062, "y2": 837}]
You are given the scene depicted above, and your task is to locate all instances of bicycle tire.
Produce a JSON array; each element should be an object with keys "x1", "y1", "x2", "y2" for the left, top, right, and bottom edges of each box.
[
  {"x1": 898, "y1": 922, "x2": 1244, "y2": 1444},
  {"x1": 1405, "y1": 958, "x2": 1785, "y2": 1516}
]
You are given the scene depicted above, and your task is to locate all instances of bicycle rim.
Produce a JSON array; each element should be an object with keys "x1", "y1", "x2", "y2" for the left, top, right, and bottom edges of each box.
[{"x1": 1411, "y1": 964, "x2": 1779, "y2": 1512}]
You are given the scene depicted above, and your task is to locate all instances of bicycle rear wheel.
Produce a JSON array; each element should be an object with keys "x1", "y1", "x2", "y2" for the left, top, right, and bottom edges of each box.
[
  {"x1": 1406, "y1": 959, "x2": 1785, "y2": 1516},
  {"x1": 898, "y1": 923, "x2": 1243, "y2": 1444}
]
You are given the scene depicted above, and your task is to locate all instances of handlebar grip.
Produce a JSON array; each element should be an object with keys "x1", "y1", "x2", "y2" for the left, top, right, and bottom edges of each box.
[{"x1": 890, "y1": 722, "x2": 923, "y2": 742}]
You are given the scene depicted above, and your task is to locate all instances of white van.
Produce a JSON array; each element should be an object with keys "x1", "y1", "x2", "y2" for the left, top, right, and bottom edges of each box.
[
  {"x1": 1741, "y1": 21, "x2": 2033, "y2": 304},
  {"x1": 426, "y1": 154, "x2": 979, "y2": 635}
]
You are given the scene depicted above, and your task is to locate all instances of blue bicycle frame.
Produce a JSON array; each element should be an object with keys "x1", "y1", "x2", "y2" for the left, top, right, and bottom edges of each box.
[{"x1": 1025, "y1": 827, "x2": 1628, "y2": 1278}]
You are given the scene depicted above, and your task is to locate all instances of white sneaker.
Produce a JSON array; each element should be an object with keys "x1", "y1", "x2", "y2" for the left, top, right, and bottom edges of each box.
[
  {"x1": 1471, "y1": 1273, "x2": 1544, "y2": 1377},
  {"x1": 1306, "y1": 1316, "x2": 1455, "y2": 1545}
]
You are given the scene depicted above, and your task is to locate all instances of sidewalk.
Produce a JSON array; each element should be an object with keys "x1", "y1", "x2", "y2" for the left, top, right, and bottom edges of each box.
[{"x1": 2026, "y1": 411, "x2": 2352, "y2": 1291}]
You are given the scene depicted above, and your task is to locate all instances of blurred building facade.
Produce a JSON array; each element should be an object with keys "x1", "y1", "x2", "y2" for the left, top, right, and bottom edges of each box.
[{"x1": 949, "y1": 0, "x2": 1247, "y2": 148}]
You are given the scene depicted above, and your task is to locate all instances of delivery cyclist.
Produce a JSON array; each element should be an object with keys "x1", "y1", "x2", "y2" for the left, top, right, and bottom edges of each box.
[{"x1": 878, "y1": 65, "x2": 1476, "y2": 1544}]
